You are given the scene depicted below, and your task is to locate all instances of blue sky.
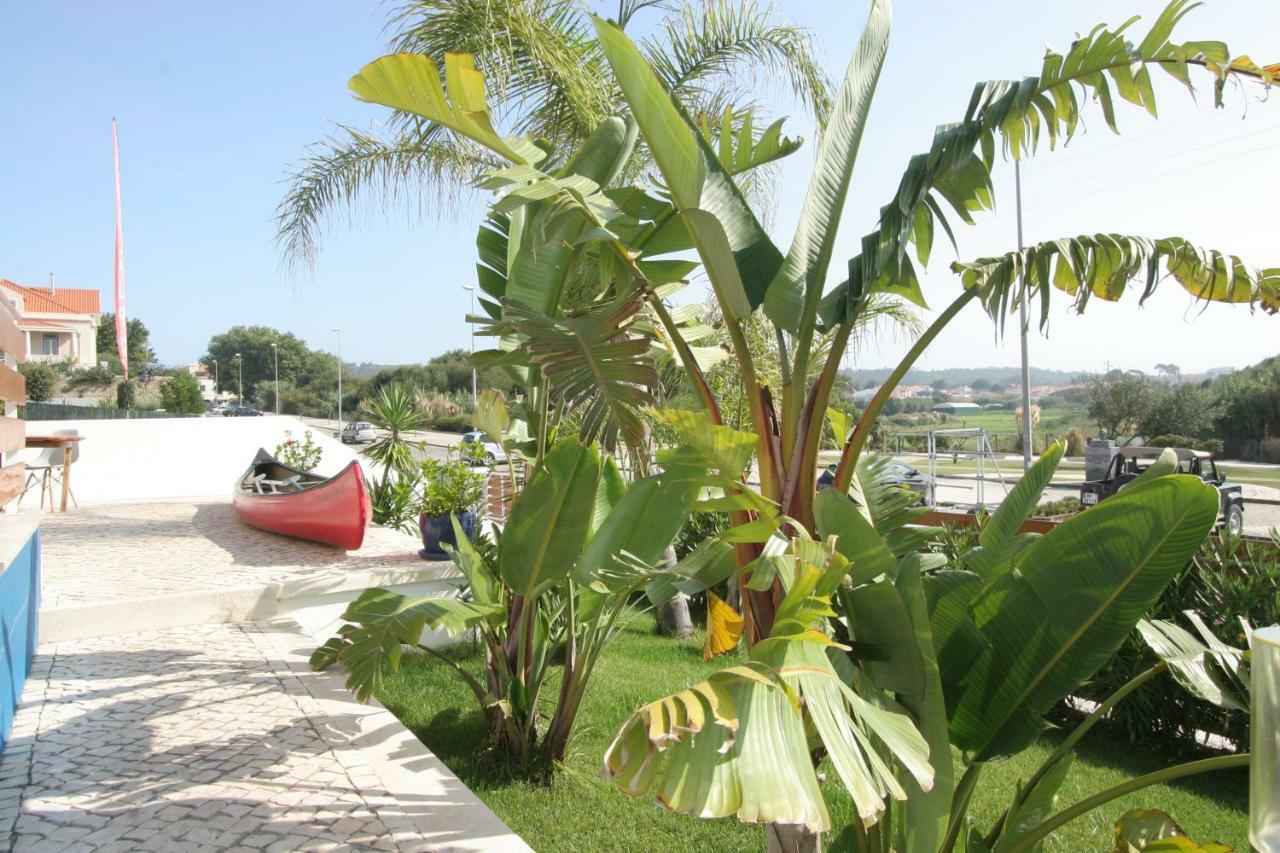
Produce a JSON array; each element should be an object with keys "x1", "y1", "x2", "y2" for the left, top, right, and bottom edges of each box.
[{"x1": 2, "y1": 0, "x2": 1277, "y2": 375}]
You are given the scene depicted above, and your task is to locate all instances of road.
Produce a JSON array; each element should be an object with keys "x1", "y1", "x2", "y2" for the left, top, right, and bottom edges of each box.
[{"x1": 299, "y1": 417, "x2": 463, "y2": 461}]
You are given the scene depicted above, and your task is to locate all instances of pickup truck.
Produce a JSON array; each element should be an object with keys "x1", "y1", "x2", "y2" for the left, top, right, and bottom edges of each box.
[{"x1": 1080, "y1": 446, "x2": 1244, "y2": 535}]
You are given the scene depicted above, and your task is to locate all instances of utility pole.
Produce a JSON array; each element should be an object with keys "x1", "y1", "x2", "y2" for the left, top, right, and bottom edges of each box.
[
  {"x1": 332, "y1": 328, "x2": 342, "y2": 430},
  {"x1": 235, "y1": 352, "x2": 242, "y2": 407},
  {"x1": 463, "y1": 285, "x2": 477, "y2": 410},
  {"x1": 271, "y1": 342, "x2": 279, "y2": 415},
  {"x1": 1015, "y1": 160, "x2": 1033, "y2": 472}
]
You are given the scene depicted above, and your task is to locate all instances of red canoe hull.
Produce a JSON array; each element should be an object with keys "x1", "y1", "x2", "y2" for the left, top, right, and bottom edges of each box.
[{"x1": 232, "y1": 452, "x2": 372, "y2": 550}]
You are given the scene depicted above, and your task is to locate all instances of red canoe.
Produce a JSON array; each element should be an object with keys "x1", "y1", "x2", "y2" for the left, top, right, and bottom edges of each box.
[{"x1": 232, "y1": 449, "x2": 372, "y2": 550}]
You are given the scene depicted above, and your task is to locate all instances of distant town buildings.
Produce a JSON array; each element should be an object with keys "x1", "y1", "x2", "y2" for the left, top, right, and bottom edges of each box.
[{"x1": 0, "y1": 278, "x2": 100, "y2": 368}]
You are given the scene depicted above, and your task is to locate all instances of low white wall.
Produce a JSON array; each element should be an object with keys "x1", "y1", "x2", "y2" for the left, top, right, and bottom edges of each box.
[{"x1": 17, "y1": 415, "x2": 377, "y2": 505}]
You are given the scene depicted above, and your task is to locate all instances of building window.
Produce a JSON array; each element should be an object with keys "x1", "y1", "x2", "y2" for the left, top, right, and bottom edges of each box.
[{"x1": 41, "y1": 334, "x2": 59, "y2": 356}]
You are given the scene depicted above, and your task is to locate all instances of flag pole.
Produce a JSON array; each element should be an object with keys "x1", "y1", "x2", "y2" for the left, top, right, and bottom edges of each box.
[{"x1": 112, "y1": 119, "x2": 129, "y2": 399}]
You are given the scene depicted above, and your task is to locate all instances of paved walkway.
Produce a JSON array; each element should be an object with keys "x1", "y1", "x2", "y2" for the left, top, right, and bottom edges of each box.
[
  {"x1": 1, "y1": 499, "x2": 529, "y2": 851},
  {"x1": 38, "y1": 501, "x2": 424, "y2": 610},
  {"x1": 1, "y1": 622, "x2": 527, "y2": 852}
]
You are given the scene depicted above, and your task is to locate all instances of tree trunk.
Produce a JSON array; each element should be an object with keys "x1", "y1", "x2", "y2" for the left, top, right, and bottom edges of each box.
[
  {"x1": 765, "y1": 824, "x2": 822, "y2": 853},
  {"x1": 656, "y1": 546, "x2": 695, "y2": 638}
]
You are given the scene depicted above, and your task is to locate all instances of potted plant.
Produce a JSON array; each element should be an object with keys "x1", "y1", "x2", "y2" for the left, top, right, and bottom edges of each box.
[{"x1": 417, "y1": 458, "x2": 486, "y2": 560}]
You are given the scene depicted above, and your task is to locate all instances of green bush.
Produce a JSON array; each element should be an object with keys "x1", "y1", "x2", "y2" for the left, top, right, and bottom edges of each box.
[
  {"x1": 418, "y1": 458, "x2": 486, "y2": 517},
  {"x1": 66, "y1": 365, "x2": 115, "y2": 390},
  {"x1": 1148, "y1": 433, "x2": 1197, "y2": 448},
  {"x1": 1195, "y1": 437, "x2": 1224, "y2": 455},
  {"x1": 275, "y1": 430, "x2": 323, "y2": 472},
  {"x1": 115, "y1": 380, "x2": 135, "y2": 409},
  {"x1": 430, "y1": 413, "x2": 471, "y2": 433},
  {"x1": 18, "y1": 363, "x2": 57, "y2": 402},
  {"x1": 159, "y1": 372, "x2": 206, "y2": 414},
  {"x1": 1034, "y1": 495, "x2": 1081, "y2": 517},
  {"x1": 1072, "y1": 532, "x2": 1280, "y2": 753}
]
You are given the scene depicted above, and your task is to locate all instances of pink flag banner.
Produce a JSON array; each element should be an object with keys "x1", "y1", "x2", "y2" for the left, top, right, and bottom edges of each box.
[{"x1": 112, "y1": 118, "x2": 128, "y2": 380}]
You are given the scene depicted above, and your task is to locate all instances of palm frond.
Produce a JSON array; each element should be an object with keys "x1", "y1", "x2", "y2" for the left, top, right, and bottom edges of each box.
[
  {"x1": 643, "y1": 0, "x2": 833, "y2": 126},
  {"x1": 275, "y1": 124, "x2": 491, "y2": 274}
]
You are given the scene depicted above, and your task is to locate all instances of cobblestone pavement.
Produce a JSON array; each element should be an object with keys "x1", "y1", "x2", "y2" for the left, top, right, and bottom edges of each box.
[
  {"x1": 38, "y1": 501, "x2": 424, "y2": 609},
  {"x1": 1, "y1": 623, "x2": 438, "y2": 852}
]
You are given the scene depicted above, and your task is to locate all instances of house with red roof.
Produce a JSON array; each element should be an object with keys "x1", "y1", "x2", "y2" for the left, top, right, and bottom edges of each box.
[{"x1": 0, "y1": 279, "x2": 101, "y2": 367}]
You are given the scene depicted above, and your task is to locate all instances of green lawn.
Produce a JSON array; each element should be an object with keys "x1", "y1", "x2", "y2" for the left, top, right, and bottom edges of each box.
[{"x1": 375, "y1": 611, "x2": 1248, "y2": 852}]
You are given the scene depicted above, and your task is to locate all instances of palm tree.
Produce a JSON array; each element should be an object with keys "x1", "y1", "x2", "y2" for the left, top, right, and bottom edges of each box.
[{"x1": 276, "y1": 0, "x2": 832, "y2": 272}]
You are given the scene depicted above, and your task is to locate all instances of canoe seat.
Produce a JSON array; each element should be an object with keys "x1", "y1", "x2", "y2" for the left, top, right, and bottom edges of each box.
[{"x1": 250, "y1": 474, "x2": 304, "y2": 495}]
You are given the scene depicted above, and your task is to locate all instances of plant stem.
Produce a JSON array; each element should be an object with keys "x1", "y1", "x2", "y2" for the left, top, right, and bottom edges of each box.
[
  {"x1": 1005, "y1": 753, "x2": 1251, "y2": 853},
  {"x1": 832, "y1": 290, "x2": 977, "y2": 492},
  {"x1": 940, "y1": 761, "x2": 984, "y2": 853}
]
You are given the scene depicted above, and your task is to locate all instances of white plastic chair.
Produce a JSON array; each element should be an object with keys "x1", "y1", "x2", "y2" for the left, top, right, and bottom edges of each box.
[{"x1": 13, "y1": 446, "x2": 60, "y2": 510}]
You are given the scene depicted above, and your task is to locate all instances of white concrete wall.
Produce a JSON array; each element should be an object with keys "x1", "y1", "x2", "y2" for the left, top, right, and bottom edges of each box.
[{"x1": 17, "y1": 415, "x2": 378, "y2": 505}]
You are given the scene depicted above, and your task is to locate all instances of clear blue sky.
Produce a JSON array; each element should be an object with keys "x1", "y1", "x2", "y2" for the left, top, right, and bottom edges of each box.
[{"x1": 2, "y1": 0, "x2": 1277, "y2": 375}]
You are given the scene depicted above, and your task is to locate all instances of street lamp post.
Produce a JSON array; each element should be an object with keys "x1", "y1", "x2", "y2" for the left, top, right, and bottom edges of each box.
[
  {"x1": 212, "y1": 359, "x2": 218, "y2": 398},
  {"x1": 271, "y1": 343, "x2": 279, "y2": 415},
  {"x1": 234, "y1": 352, "x2": 242, "y2": 407},
  {"x1": 332, "y1": 328, "x2": 342, "y2": 430},
  {"x1": 463, "y1": 285, "x2": 477, "y2": 410}
]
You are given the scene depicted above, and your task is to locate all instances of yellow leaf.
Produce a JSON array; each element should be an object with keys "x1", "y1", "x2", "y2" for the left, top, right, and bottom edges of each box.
[{"x1": 703, "y1": 591, "x2": 744, "y2": 660}]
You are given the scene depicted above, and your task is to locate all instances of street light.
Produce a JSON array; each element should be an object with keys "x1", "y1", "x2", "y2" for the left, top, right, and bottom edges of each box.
[
  {"x1": 234, "y1": 352, "x2": 242, "y2": 407},
  {"x1": 212, "y1": 359, "x2": 218, "y2": 398},
  {"x1": 463, "y1": 284, "x2": 477, "y2": 410},
  {"x1": 332, "y1": 328, "x2": 342, "y2": 430},
  {"x1": 271, "y1": 342, "x2": 279, "y2": 415}
]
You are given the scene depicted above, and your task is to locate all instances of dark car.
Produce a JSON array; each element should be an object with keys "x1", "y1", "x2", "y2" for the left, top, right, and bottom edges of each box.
[
  {"x1": 227, "y1": 406, "x2": 263, "y2": 417},
  {"x1": 1080, "y1": 446, "x2": 1244, "y2": 535},
  {"x1": 818, "y1": 459, "x2": 935, "y2": 505}
]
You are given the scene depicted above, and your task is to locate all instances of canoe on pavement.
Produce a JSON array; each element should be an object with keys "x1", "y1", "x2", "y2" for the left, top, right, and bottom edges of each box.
[{"x1": 232, "y1": 448, "x2": 371, "y2": 550}]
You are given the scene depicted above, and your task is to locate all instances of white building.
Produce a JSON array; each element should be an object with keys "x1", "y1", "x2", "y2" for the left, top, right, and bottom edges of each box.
[{"x1": 0, "y1": 279, "x2": 100, "y2": 368}]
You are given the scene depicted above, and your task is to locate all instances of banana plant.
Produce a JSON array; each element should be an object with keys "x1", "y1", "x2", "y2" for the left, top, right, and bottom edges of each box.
[
  {"x1": 311, "y1": 434, "x2": 715, "y2": 762},
  {"x1": 626, "y1": 442, "x2": 1236, "y2": 849}
]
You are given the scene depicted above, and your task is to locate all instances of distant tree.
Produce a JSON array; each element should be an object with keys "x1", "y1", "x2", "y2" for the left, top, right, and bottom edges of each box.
[
  {"x1": 202, "y1": 326, "x2": 321, "y2": 400},
  {"x1": 971, "y1": 378, "x2": 991, "y2": 391},
  {"x1": 18, "y1": 362, "x2": 56, "y2": 402},
  {"x1": 96, "y1": 313, "x2": 156, "y2": 375},
  {"x1": 1154, "y1": 363, "x2": 1181, "y2": 381},
  {"x1": 931, "y1": 378, "x2": 948, "y2": 390},
  {"x1": 1087, "y1": 373, "x2": 1153, "y2": 439},
  {"x1": 159, "y1": 372, "x2": 206, "y2": 414},
  {"x1": 1139, "y1": 383, "x2": 1217, "y2": 440}
]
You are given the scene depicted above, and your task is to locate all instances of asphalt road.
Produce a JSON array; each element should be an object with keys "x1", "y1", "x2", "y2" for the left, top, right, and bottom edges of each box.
[{"x1": 299, "y1": 417, "x2": 462, "y2": 461}]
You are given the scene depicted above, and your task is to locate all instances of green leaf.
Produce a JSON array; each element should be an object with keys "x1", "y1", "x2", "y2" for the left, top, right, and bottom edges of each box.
[
  {"x1": 948, "y1": 474, "x2": 1219, "y2": 760},
  {"x1": 499, "y1": 438, "x2": 601, "y2": 598},
  {"x1": 1137, "y1": 615, "x2": 1248, "y2": 710},
  {"x1": 992, "y1": 753, "x2": 1074, "y2": 852},
  {"x1": 577, "y1": 464, "x2": 704, "y2": 586},
  {"x1": 348, "y1": 53, "x2": 542, "y2": 165},
  {"x1": 315, "y1": 588, "x2": 502, "y2": 702},
  {"x1": 592, "y1": 14, "x2": 783, "y2": 310},
  {"x1": 965, "y1": 442, "x2": 1064, "y2": 580},
  {"x1": 763, "y1": 0, "x2": 891, "y2": 334},
  {"x1": 651, "y1": 408, "x2": 758, "y2": 479}
]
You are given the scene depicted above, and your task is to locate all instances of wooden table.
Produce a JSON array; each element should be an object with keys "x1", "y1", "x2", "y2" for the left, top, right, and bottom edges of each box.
[{"x1": 25, "y1": 435, "x2": 84, "y2": 512}]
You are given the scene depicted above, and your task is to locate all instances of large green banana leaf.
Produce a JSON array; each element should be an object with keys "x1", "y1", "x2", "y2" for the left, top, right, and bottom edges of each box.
[
  {"x1": 947, "y1": 474, "x2": 1219, "y2": 760},
  {"x1": 763, "y1": 0, "x2": 891, "y2": 335},
  {"x1": 499, "y1": 437, "x2": 601, "y2": 598},
  {"x1": 592, "y1": 14, "x2": 782, "y2": 313},
  {"x1": 964, "y1": 442, "x2": 1064, "y2": 581}
]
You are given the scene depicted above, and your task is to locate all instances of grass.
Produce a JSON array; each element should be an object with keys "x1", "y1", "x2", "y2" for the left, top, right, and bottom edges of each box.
[{"x1": 374, "y1": 611, "x2": 1248, "y2": 851}]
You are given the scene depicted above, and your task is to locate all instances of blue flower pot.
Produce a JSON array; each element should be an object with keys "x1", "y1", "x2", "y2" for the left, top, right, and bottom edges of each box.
[{"x1": 418, "y1": 510, "x2": 477, "y2": 560}]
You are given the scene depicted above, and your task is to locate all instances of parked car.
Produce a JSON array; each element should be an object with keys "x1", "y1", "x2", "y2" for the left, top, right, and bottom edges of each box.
[
  {"x1": 209, "y1": 404, "x2": 231, "y2": 416},
  {"x1": 1079, "y1": 446, "x2": 1244, "y2": 535},
  {"x1": 817, "y1": 458, "x2": 935, "y2": 505},
  {"x1": 341, "y1": 421, "x2": 377, "y2": 444},
  {"x1": 228, "y1": 406, "x2": 263, "y2": 417},
  {"x1": 459, "y1": 430, "x2": 506, "y2": 464}
]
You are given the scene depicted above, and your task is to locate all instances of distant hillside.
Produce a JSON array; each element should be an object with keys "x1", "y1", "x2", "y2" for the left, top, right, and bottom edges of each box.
[
  {"x1": 345, "y1": 361, "x2": 414, "y2": 379},
  {"x1": 841, "y1": 366, "x2": 1083, "y2": 388}
]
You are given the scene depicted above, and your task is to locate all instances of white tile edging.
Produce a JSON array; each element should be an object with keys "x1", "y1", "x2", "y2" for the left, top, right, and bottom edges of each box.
[{"x1": 245, "y1": 619, "x2": 532, "y2": 853}]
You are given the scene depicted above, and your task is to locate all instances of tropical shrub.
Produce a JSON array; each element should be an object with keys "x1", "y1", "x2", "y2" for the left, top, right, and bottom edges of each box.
[
  {"x1": 65, "y1": 365, "x2": 115, "y2": 391},
  {"x1": 1075, "y1": 530, "x2": 1280, "y2": 753},
  {"x1": 314, "y1": 435, "x2": 718, "y2": 764},
  {"x1": 275, "y1": 430, "x2": 323, "y2": 472},
  {"x1": 18, "y1": 363, "x2": 56, "y2": 402},
  {"x1": 369, "y1": 469, "x2": 422, "y2": 534},
  {"x1": 360, "y1": 383, "x2": 427, "y2": 489}
]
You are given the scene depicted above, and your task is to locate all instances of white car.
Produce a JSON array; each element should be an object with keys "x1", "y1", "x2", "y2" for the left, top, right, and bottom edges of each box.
[
  {"x1": 459, "y1": 430, "x2": 506, "y2": 463},
  {"x1": 341, "y1": 421, "x2": 377, "y2": 444}
]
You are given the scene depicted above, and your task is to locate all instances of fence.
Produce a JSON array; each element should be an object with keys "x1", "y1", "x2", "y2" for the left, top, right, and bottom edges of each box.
[{"x1": 19, "y1": 402, "x2": 200, "y2": 421}]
